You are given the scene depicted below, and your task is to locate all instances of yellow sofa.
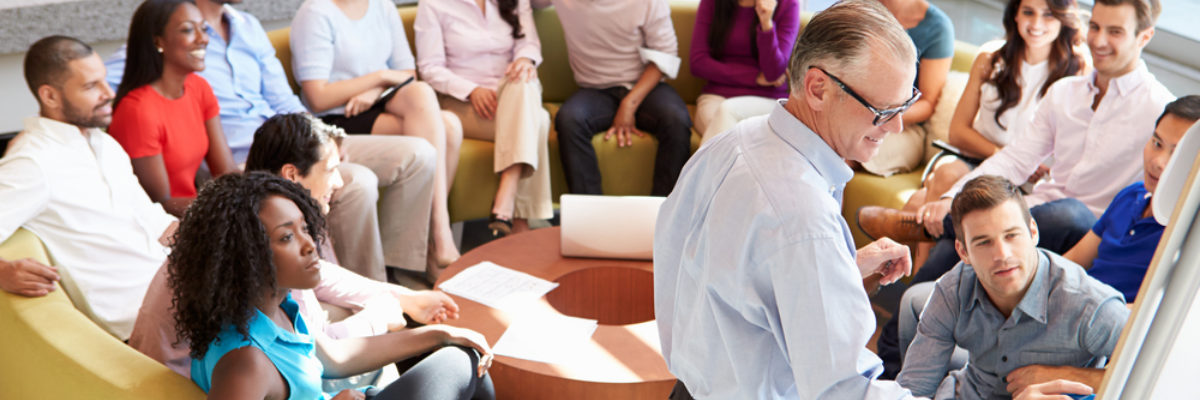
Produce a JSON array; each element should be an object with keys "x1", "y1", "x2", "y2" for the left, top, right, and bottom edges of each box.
[
  {"x1": 268, "y1": 1, "x2": 979, "y2": 244},
  {"x1": 0, "y1": 229, "x2": 204, "y2": 399}
]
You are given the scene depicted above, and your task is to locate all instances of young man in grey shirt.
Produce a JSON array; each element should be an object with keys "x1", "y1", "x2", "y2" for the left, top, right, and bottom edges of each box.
[{"x1": 897, "y1": 175, "x2": 1129, "y2": 399}]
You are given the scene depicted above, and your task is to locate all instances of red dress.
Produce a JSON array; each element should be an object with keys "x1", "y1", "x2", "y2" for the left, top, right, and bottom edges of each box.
[{"x1": 109, "y1": 74, "x2": 219, "y2": 198}]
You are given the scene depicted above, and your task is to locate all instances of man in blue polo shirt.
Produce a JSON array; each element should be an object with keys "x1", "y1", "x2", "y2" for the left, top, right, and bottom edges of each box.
[
  {"x1": 1061, "y1": 95, "x2": 1200, "y2": 302},
  {"x1": 104, "y1": 0, "x2": 437, "y2": 282}
]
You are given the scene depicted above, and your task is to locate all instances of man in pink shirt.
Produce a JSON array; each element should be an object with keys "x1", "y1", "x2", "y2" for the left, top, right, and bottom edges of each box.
[
  {"x1": 533, "y1": 0, "x2": 692, "y2": 196},
  {"x1": 130, "y1": 113, "x2": 460, "y2": 388}
]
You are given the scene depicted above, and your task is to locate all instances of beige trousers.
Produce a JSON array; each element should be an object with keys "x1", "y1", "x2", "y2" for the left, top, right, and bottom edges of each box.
[
  {"x1": 694, "y1": 94, "x2": 779, "y2": 145},
  {"x1": 439, "y1": 78, "x2": 553, "y2": 220},
  {"x1": 328, "y1": 135, "x2": 437, "y2": 278}
]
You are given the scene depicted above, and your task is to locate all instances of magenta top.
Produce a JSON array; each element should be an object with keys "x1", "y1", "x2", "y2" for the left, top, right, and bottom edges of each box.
[{"x1": 689, "y1": 0, "x2": 800, "y2": 99}]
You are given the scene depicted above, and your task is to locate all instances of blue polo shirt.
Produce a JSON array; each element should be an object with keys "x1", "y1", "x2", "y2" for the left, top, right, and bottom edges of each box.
[
  {"x1": 191, "y1": 293, "x2": 328, "y2": 399},
  {"x1": 1087, "y1": 182, "x2": 1163, "y2": 303}
]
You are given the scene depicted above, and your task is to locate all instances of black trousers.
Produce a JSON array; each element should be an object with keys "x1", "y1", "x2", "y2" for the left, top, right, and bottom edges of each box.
[{"x1": 555, "y1": 83, "x2": 693, "y2": 197}]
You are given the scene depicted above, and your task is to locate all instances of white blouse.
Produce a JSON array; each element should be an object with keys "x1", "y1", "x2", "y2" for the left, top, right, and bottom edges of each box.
[{"x1": 974, "y1": 60, "x2": 1050, "y2": 147}]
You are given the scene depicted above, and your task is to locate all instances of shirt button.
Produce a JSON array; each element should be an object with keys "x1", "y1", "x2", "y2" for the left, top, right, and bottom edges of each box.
[{"x1": 1002, "y1": 356, "x2": 1008, "y2": 362}]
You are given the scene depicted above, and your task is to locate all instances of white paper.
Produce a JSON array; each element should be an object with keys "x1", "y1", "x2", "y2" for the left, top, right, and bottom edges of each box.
[
  {"x1": 492, "y1": 312, "x2": 598, "y2": 365},
  {"x1": 560, "y1": 194, "x2": 664, "y2": 260},
  {"x1": 437, "y1": 261, "x2": 559, "y2": 310}
]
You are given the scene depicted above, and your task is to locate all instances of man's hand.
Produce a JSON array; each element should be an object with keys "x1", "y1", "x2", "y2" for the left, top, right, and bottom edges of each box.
[
  {"x1": 0, "y1": 258, "x2": 60, "y2": 297},
  {"x1": 755, "y1": 0, "x2": 777, "y2": 30},
  {"x1": 397, "y1": 290, "x2": 460, "y2": 325},
  {"x1": 331, "y1": 389, "x2": 366, "y2": 400},
  {"x1": 1012, "y1": 379, "x2": 1093, "y2": 400},
  {"x1": 159, "y1": 220, "x2": 179, "y2": 247},
  {"x1": 1025, "y1": 164, "x2": 1051, "y2": 186},
  {"x1": 856, "y1": 238, "x2": 912, "y2": 285},
  {"x1": 469, "y1": 87, "x2": 499, "y2": 120},
  {"x1": 605, "y1": 101, "x2": 642, "y2": 148},
  {"x1": 505, "y1": 57, "x2": 538, "y2": 83},
  {"x1": 1007, "y1": 365, "x2": 1104, "y2": 395},
  {"x1": 345, "y1": 88, "x2": 382, "y2": 117},
  {"x1": 434, "y1": 325, "x2": 494, "y2": 377},
  {"x1": 916, "y1": 198, "x2": 953, "y2": 238}
]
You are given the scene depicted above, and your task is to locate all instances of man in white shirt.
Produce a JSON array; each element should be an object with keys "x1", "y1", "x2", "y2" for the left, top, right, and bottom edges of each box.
[
  {"x1": 863, "y1": 0, "x2": 1173, "y2": 379},
  {"x1": 0, "y1": 36, "x2": 176, "y2": 340}
]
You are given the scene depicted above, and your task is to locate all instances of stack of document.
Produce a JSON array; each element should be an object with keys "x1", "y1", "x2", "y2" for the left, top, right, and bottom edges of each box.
[{"x1": 438, "y1": 261, "x2": 599, "y2": 365}]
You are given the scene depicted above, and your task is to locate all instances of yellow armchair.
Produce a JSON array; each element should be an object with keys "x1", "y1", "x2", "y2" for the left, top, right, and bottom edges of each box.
[{"x1": 0, "y1": 229, "x2": 203, "y2": 399}]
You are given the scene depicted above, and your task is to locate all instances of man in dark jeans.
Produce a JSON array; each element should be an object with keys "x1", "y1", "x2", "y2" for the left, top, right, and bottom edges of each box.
[{"x1": 533, "y1": 0, "x2": 692, "y2": 196}]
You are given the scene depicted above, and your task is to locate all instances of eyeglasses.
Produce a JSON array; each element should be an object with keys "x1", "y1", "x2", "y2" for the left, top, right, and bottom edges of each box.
[{"x1": 810, "y1": 66, "x2": 921, "y2": 126}]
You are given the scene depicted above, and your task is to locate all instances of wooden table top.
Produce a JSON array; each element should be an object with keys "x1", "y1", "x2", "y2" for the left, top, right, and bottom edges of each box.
[{"x1": 436, "y1": 226, "x2": 673, "y2": 385}]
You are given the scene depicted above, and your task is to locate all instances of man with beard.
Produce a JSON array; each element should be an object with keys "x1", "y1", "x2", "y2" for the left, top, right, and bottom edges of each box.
[{"x1": 0, "y1": 36, "x2": 178, "y2": 340}]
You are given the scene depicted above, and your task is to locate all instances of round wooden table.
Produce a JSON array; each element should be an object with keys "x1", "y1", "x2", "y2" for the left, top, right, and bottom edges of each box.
[{"x1": 437, "y1": 227, "x2": 674, "y2": 400}]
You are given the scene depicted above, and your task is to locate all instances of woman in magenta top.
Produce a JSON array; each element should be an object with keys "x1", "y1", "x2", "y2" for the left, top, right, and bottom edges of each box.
[
  {"x1": 690, "y1": 0, "x2": 801, "y2": 144},
  {"x1": 110, "y1": 0, "x2": 237, "y2": 217}
]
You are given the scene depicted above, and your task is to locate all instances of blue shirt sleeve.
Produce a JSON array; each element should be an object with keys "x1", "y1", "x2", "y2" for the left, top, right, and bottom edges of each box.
[
  {"x1": 289, "y1": 3, "x2": 336, "y2": 83},
  {"x1": 243, "y1": 13, "x2": 307, "y2": 114},
  {"x1": 909, "y1": 5, "x2": 955, "y2": 60},
  {"x1": 104, "y1": 46, "x2": 128, "y2": 92},
  {"x1": 897, "y1": 277, "x2": 961, "y2": 397},
  {"x1": 383, "y1": 1, "x2": 416, "y2": 71}
]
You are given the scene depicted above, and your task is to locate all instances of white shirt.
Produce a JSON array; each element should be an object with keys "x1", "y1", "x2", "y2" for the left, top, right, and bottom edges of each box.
[
  {"x1": 415, "y1": 0, "x2": 543, "y2": 101},
  {"x1": 0, "y1": 117, "x2": 175, "y2": 340},
  {"x1": 655, "y1": 102, "x2": 917, "y2": 399},
  {"x1": 974, "y1": 60, "x2": 1050, "y2": 147},
  {"x1": 947, "y1": 61, "x2": 1174, "y2": 216}
]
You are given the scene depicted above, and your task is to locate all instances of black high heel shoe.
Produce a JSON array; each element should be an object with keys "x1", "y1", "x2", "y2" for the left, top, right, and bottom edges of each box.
[{"x1": 488, "y1": 213, "x2": 513, "y2": 239}]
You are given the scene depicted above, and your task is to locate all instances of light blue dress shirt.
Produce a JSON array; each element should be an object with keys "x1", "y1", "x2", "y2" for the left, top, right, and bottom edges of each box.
[
  {"x1": 191, "y1": 293, "x2": 330, "y2": 400},
  {"x1": 105, "y1": 5, "x2": 308, "y2": 163},
  {"x1": 655, "y1": 101, "x2": 916, "y2": 399},
  {"x1": 897, "y1": 250, "x2": 1128, "y2": 400}
]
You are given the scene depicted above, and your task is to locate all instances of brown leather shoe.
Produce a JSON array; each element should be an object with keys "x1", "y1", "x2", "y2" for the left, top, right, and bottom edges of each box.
[{"x1": 855, "y1": 206, "x2": 933, "y2": 242}]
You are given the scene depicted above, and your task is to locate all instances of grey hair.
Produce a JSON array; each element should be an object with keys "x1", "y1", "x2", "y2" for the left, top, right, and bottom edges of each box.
[{"x1": 786, "y1": 0, "x2": 917, "y2": 95}]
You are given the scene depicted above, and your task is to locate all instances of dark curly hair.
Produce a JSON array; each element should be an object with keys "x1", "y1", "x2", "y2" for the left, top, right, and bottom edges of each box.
[{"x1": 169, "y1": 172, "x2": 326, "y2": 359}]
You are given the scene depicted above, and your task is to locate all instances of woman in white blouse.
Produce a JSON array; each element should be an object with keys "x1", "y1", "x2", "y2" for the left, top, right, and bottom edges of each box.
[
  {"x1": 415, "y1": 0, "x2": 551, "y2": 238},
  {"x1": 290, "y1": 0, "x2": 463, "y2": 274},
  {"x1": 908, "y1": 0, "x2": 1087, "y2": 210}
]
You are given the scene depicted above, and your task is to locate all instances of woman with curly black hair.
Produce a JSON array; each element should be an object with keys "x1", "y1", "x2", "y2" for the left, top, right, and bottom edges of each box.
[{"x1": 170, "y1": 172, "x2": 494, "y2": 399}]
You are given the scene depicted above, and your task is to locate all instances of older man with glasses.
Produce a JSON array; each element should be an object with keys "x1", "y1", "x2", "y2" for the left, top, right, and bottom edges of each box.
[{"x1": 653, "y1": 1, "x2": 928, "y2": 398}]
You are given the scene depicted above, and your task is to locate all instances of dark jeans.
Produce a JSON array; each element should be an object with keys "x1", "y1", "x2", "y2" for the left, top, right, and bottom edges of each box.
[
  {"x1": 367, "y1": 346, "x2": 495, "y2": 400},
  {"x1": 875, "y1": 197, "x2": 1097, "y2": 378},
  {"x1": 555, "y1": 83, "x2": 692, "y2": 196}
]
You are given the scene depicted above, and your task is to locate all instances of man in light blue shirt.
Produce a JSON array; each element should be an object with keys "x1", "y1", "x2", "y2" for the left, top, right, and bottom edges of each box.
[
  {"x1": 654, "y1": 1, "x2": 923, "y2": 398},
  {"x1": 104, "y1": 0, "x2": 437, "y2": 281}
]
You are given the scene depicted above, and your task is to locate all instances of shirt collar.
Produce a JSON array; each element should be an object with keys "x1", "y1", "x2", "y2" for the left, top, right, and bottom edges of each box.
[
  {"x1": 248, "y1": 293, "x2": 312, "y2": 346},
  {"x1": 1013, "y1": 250, "x2": 1051, "y2": 324},
  {"x1": 767, "y1": 100, "x2": 855, "y2": 189},
  {"x1": 1087, "y1": 60, "x2": 1150, "y2": 98},
  {"x1": 23, "y1": 116, "x2": 97, "y2": 146},
  {"x1": 966, "y1": 250, "x2": 1050, "y2": 324}
]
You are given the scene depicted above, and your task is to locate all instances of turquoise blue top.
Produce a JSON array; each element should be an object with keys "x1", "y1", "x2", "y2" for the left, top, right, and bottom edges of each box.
[{"x1": 191, "y1": 293, "x2": 329, "y2": 400}]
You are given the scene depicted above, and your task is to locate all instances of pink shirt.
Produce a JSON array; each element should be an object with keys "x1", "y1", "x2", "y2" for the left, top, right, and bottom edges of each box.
[
  {"x1": 531, "y1": 0, "x2": 680, "y2": 89},
  {"x1": 415, "y1": 0, "x2": 542, "y2": 101},
  {"x1": 946, "y1": 62, "x2": 1174, "y2": 216}
]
